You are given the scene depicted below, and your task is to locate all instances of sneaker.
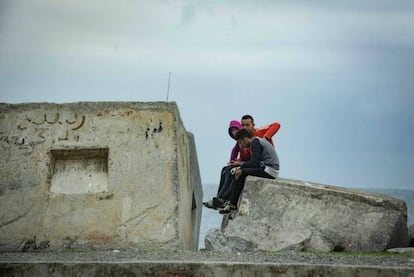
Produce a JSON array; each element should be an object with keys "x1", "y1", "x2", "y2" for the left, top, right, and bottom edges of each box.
[
  {"x1": 212, "y1": 197, "x2": 225, "y2": 208},
  {"x1": 218, "y1": 201, "x2": 237, "y2": 214},
  {"x1": 202, "y1": 200, "x2": 215, "y2": 209}
]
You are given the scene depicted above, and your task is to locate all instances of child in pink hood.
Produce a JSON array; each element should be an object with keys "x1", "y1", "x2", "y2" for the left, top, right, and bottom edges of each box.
[
  {"x1": 203, "y1": 120, "x2": 243, "y2": 209},
  {"x1": 228, "y1": 120, "x2": 242, "y2": 162}
]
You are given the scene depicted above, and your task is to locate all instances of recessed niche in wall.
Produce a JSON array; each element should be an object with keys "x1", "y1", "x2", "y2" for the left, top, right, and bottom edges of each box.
[{"x1": 49, "y1": 148, "x2": 109, "y2": 194}]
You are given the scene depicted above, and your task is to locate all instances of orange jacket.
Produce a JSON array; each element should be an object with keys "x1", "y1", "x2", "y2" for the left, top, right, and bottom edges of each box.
[
  {"x1": 240, "y1": 122, "x2": 281, "y2": 161},
  {"x1": 254, "y1": 122, "x2": 281, "y2": 146}
]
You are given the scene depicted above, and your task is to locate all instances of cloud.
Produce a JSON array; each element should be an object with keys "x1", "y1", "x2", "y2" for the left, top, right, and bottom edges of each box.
[
  {"x1": 1, "y1": 0, "x2": 414, "y2": 188},
  {"x1": 181, "y1": 4, "x2": 197, "y2": 25},
  {"x1": 2, "y1": 0, "x2": 413, "y2": 74}
]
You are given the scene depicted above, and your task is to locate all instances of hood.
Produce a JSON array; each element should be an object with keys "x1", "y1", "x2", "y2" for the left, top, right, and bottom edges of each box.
[
  {"x1": 228, "y1": 120, "x2": 242, "y2": 138},
  {"x1": 229, "y1": 120, "x2": 242, "y2": 130}
]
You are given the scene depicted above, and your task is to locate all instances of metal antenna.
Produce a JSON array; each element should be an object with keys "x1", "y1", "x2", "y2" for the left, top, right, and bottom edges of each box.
[{"x1": 166, "y1": 72, "x2": 171, "y2": 102}]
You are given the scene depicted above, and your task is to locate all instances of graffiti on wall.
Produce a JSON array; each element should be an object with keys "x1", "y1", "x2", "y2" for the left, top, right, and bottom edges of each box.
[
  {"x1": 25, "y1": 113, "x2": 85, "y2": 130},
  {"x1": 145, "y1": 121, "x2": 163, "y2": 140},
  {"x1": 0, "y1": 113, "x2": 86, "y2": 156}
]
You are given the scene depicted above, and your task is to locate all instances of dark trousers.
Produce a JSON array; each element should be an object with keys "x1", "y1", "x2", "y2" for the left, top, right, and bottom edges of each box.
[
  {"x1": 226, "y1": 167, "x2": 275, "y2": 205},
  {"x1": 217, "y1": 165, "x2": 233, "y2": 198}
]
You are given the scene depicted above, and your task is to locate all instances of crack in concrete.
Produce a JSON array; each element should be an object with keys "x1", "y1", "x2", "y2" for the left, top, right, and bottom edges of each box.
[
  {"x1": 119, "y1": 196, "x2": 171, "y2": 227},
  {"x1": 0, "y1": 208, "x2": 31, "y2": 228}
]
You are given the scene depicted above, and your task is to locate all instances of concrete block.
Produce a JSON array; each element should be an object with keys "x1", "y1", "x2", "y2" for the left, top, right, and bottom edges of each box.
[{"x1": 0, "y1": 102, "x2": 202, "y2": 251}]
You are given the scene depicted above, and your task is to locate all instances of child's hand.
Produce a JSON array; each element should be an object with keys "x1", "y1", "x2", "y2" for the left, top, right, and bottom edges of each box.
[
  {"x1": 229, "y1": 160, "x2": 241, "y2": 167},
  {"x1": 235, "y1": 168, "x2": 242, "y2": 180}
]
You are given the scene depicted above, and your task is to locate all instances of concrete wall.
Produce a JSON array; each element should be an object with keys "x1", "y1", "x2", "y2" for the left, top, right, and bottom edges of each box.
[
  {"x1": 0, "y1": 102, "x2": 202, "y2": 251},
  {"x1": 1, "y1": 259, "x2": 413, "y2": 277}
]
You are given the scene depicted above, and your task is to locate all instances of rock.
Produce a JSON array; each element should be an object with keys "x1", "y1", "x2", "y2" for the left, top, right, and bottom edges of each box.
[
  {"x1": 205, "y1": 177, "x2": 409, "y2": 252},
  {"x1": 18, "y1": 237, "x2": 36, "y2": 252},
  {"x1": 16, "y1": 236, "x2": 49, "y2": 252},
  {"x1": 205, "y1": 229, "x2": 256, "y2": 252},
  {"x1": 36, "y1": 240, "x2": 50, "y2": 250},
  {"x1": 387, "y1": 248, "x2": 414, "y2": 254},
  {"x1": 409, "y1": 224, "x2": 414, "y2": 246}
]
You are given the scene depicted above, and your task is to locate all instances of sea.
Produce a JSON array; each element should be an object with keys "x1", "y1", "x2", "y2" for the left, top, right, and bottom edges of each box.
[{"x1": 199, "y1": 183, "x2": 414, "y2": 249}]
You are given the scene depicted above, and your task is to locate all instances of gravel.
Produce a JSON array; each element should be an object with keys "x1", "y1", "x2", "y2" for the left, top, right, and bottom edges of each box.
[{"x1": 1, "y1": 249, "x2": 413, "y2": 268}]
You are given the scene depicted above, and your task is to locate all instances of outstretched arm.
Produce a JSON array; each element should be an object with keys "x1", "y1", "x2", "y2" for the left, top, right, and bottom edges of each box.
[
  {"x1": 263, "y1": 122, "x2": 281, "y2": 141},
  {"x1": 254, "y1": 122, "x2": 281, "y2": 144}
]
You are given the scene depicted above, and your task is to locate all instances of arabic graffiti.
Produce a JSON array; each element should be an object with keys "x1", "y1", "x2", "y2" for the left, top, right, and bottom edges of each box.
[
  {"x1": 0, "y1": 112, "x2": 86, "y2": 155},
  {"x1": 25, "y1": 113, "x2": 85, "y2": 130},
  {"x1": 145, "y1": 121, "x2": 163, "y2": 140},
  {"x1": 0, "y1": 132, "x2": 45, "y2": 156}
]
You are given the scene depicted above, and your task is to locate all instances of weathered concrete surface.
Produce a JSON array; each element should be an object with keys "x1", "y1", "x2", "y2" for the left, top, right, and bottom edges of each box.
[
  {"x1": 2, "y1": 261, "x2": 413, "y2": 277},
  {"x1": 206, "y1": 177, "x2": 409, "y2": 252},
  {"x1": 0, "y1": 102, "x2": 202, "y2": 251},
  {"x1": 388, "y1": 248, "x2": 414, "y2": 254},
  {"x1": 0, "y1": 250, "x2": 413, "y2": 277}
]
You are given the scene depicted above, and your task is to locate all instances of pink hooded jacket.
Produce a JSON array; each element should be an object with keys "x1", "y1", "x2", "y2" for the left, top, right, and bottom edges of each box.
[{"x1": 228, "y1": 120, "x2": 242, "y2": 162}]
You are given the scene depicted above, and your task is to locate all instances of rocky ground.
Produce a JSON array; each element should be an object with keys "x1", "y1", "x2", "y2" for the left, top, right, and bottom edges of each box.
[{"x1": 1, "y1": 248, "x2": 413, "y2": 268}]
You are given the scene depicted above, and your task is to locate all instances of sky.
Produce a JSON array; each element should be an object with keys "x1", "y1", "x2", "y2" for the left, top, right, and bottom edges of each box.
[{"x1": 1, "y1": 0, "x2": 414, "y2": 189}]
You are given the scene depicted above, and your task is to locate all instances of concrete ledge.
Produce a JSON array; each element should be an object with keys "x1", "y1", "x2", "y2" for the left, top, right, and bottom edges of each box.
[
  {"x1": 2, "y1": 262, "x2": 414, "y2": 277},
  {"x1": 1, "y1": 250, "x2": 413, "y2": 276}
]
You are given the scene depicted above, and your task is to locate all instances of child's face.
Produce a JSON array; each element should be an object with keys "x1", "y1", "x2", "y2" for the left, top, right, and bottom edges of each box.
[
  {"x1": 238, "y1": 138, "x2": 250, "y2": 148},
  {"x1": 229, "y1": 127, "x2": 239, "y2": 139}
]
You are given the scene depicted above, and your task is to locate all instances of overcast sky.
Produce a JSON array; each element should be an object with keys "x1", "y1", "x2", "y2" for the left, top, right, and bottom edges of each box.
[{"x1": 1, "y1": 0, "x2": 413, "y2": 189}]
